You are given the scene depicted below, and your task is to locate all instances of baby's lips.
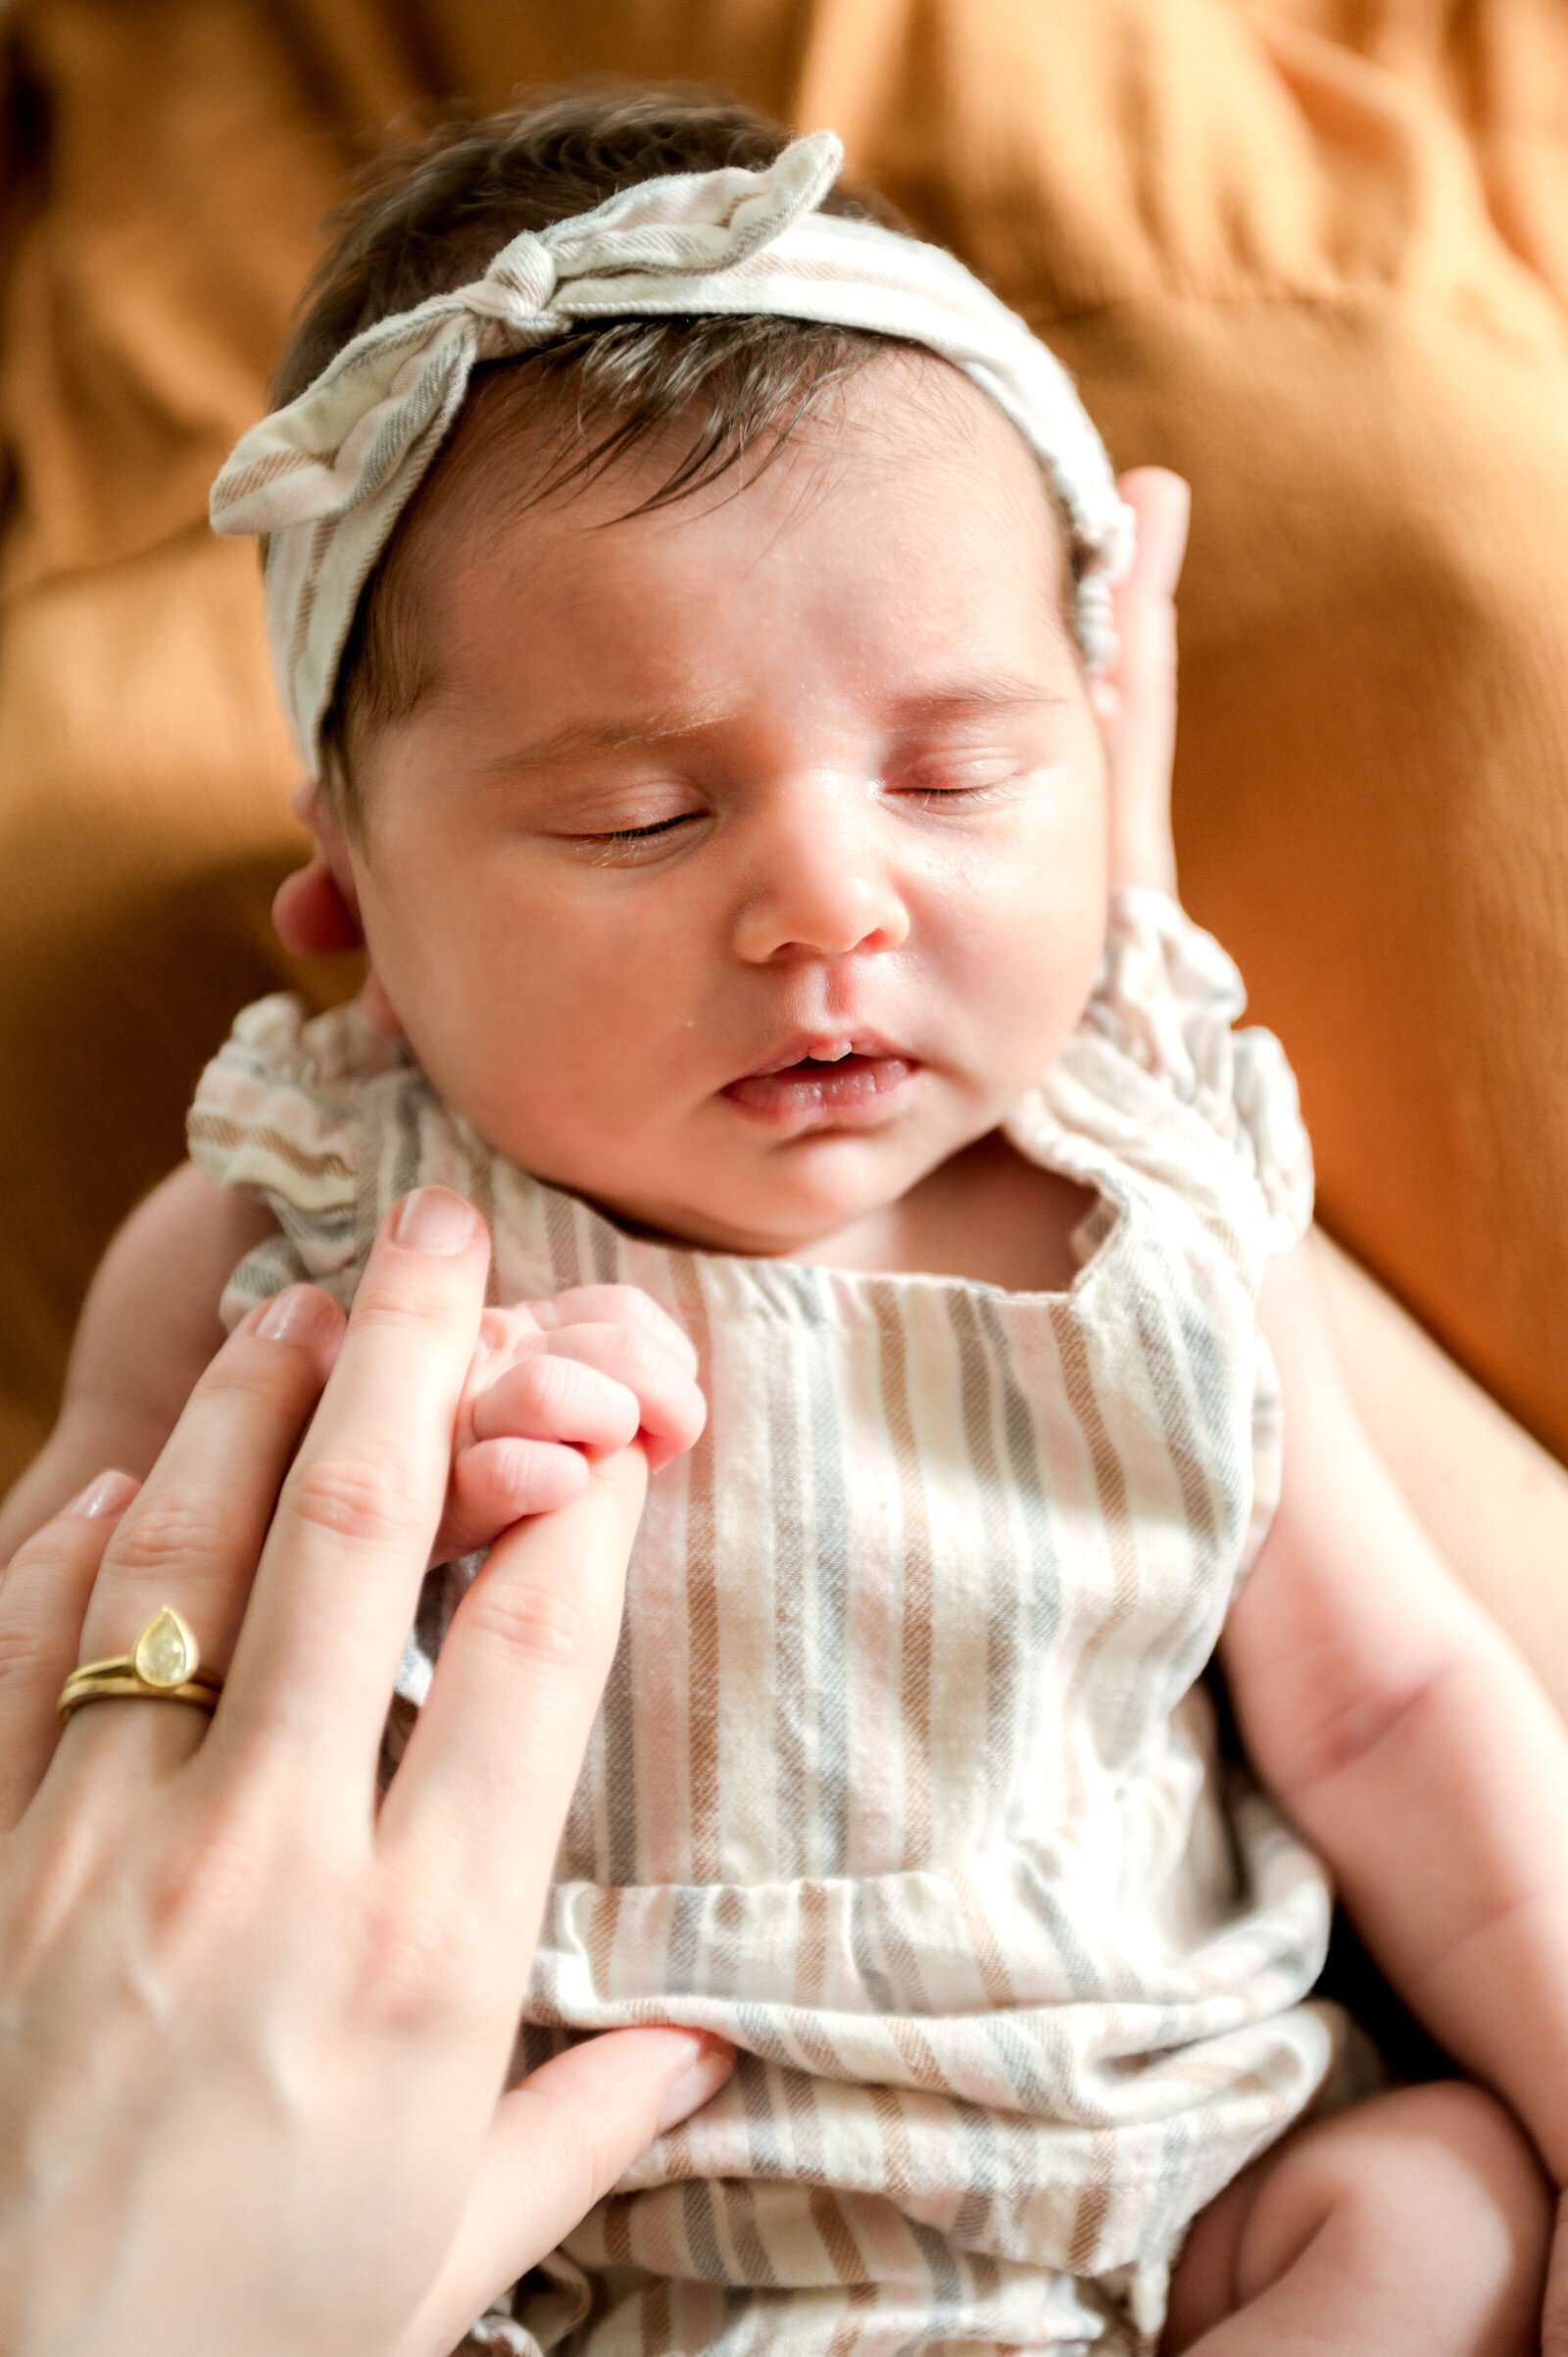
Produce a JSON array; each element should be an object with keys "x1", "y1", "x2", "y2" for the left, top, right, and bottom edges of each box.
[{"x1": 723, "y1": 1053, "x2": 915, "y2": 1119}]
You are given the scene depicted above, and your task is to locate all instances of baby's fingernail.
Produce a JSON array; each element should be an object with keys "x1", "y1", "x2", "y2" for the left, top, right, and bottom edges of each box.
[
  {"x1": 393, "y1": 1188, "x2": 479, "y2": 1255},
  {"x1": 255, "y1": 1285, "x2": 341, "y2": 1346},
  {"x1": 66, "y1": 1469, "x2": 138, "y2": 1521},
  {"x1": 654, "y1": 2033, "x2": 735, "y2": 2133}
]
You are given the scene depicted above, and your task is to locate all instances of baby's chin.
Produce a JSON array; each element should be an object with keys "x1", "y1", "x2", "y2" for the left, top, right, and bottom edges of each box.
[
  {"x1": 557, "y1": 1128, "x2": 976, "y2": 1264},
  {"x1": 565, "y1": 1178, "x2": 899, "y2": 1263}
]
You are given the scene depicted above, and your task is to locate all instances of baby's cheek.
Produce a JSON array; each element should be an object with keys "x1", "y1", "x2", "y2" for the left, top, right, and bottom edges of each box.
[{"x1": 946, "y1": 900, "x2": 1102, "y2": 1090}]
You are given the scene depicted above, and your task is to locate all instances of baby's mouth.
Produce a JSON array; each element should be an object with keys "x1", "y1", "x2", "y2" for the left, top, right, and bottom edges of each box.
[{"x1": 722, "y1": 1035, "x2": 918, "y2": 1125}]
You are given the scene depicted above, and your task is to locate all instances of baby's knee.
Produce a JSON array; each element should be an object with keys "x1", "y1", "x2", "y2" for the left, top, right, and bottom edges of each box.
[
  {"x1": 1166, "y1": 2082, "x2": 1550, "y2": 2353},
  {"x1": 1240, "y1": 2082, "x2": 1548, "y2": 2308}
]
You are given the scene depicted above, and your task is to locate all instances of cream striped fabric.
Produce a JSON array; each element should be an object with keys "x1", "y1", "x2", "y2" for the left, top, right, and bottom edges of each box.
[
  {"x1": 189, "y1": 889, "x2": 1335, "y2": 2357},
  {"x1": 206, "y1": 130, "x2": 1134, "y2": 772}
]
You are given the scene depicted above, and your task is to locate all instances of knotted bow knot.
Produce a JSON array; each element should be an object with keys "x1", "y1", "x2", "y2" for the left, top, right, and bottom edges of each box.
[{"x1": 475, "y1": 234, "x2": 558, "y2": 320}]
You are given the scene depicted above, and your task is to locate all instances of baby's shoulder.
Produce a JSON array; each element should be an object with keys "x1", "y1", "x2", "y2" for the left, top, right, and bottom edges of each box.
[
  {"x1": 187, "y1": 992, "x2": 415, "y2": 1326},
  {"x1": 1012, "y1": 886, "x2": 1315, "y2": 1278},
  {"x1": 187, "y1": 990, "x2": 504, "y2": 1328}
]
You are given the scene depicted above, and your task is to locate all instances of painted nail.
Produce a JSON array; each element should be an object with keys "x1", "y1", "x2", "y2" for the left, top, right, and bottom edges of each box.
[
  {"x1": 654, "y1": 2034, "x2": 735, "y2": 2134},
  {"x1": 66, "y1": 1469, "x2": 138, "y2": 1521},
  {"x1": 255, "y1": 1285, "x2": 341, "y2": 1345},
  {"x1": 393, "y1": 1188, "x2": 479, "y2": 1255}
]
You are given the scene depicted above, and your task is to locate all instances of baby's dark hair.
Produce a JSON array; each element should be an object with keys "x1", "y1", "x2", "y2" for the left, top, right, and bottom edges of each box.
[{"x1": 273, "y1": 86, "x2": 1075, "y2": 816}]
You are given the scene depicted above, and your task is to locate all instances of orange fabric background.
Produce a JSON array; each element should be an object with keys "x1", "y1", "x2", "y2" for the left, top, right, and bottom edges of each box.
[{"x1": 5, "y1": 0, "x2": 1568, "y2": 1488}]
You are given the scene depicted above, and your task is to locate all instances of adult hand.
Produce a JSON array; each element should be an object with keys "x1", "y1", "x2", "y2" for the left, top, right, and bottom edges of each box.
[
  {"x1": 1095, "y1": 466, "x2": 1190, "y2": 896},
  {"x1": 0, "y1": 1189, "x2": 732, "y2": 2357}
]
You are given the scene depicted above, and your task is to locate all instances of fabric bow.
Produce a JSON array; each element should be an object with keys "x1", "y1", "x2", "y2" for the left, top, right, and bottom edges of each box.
[{"x1": 211, "y1": 130, "x2": 1134, "y2": 767}]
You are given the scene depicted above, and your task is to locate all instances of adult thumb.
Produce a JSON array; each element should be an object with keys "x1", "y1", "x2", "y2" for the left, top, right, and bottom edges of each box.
[{"x1": 404, "y1": 2027, "x2": 735, "y2": 2354}]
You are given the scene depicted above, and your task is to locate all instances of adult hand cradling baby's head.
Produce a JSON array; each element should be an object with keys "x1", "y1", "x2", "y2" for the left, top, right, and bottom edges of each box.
[{"x1": 1099, "y1": 466, "x2": 1189, "y2": 898}]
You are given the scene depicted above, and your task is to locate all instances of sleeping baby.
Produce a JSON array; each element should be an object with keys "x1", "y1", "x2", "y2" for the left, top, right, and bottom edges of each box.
[{"x1": 5, "y1": 87, "x2": 1568, "y2": 2357}]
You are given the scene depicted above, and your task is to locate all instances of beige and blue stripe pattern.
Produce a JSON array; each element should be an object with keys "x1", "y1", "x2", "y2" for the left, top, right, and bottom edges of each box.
[{"x1": 190, "y1": 888, "x2": 1333, "y2": 2357}]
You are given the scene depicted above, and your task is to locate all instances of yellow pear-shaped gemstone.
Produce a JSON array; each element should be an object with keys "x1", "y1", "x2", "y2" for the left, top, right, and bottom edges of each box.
[{"x1": 134, "y1": 1605, "x2": 198, "y2": 1690}]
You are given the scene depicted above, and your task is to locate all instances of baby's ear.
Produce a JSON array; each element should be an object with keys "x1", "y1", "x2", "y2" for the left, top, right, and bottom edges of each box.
[
  {"x1": 272, "y1": 777, "x2": 366, "y2": 957},
  {"x1": 302, "y1": 786, "x2": 408, "y2": 1039}
]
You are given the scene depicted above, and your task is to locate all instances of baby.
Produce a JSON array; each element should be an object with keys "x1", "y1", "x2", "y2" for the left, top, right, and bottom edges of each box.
[{"x1": 6, "y1": 88, "x2": 1568, "y2": 2357}]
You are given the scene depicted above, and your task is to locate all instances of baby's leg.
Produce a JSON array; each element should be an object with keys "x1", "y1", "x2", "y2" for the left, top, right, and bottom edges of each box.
[{"x1": 1161, "y1": 2083, "x2": 1549, "y2": 2355}]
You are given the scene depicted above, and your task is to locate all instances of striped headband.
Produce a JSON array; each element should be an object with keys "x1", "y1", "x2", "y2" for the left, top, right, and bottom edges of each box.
[{"x1": 211, "y1": 129, "x2": 1135, "y2": 772}]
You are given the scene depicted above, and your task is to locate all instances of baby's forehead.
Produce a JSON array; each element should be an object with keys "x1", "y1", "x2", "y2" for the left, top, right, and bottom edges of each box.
[
  {"x1": 421, "y1": 347, "x2": 1072, "y2": 616},
  {"x1": 345, "y1": 344, "x2": 1080, "y2": 789}
]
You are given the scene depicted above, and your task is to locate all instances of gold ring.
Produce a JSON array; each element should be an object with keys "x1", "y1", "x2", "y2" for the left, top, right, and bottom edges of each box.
[{"x1": 58, "y1": 1605, "x2": 223, "y2": 1724}]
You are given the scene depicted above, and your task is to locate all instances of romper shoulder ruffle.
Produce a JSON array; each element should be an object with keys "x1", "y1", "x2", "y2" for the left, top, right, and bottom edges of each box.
[
  {"x1": 187, "y1": 993, "x2": 406, "y2": 1327},
  {"x1": 1016, "y1": 885, "x2": 1314, "y2": 1261}
]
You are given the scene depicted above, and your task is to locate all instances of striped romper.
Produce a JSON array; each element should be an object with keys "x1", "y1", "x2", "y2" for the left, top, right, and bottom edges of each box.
[{"x1": 189, "y1": 886, "x2": 1342, "y2": 2357}]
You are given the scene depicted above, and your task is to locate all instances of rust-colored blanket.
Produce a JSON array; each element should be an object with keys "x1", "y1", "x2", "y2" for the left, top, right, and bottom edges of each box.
[{"x1": 5, "y1": 0, "x2": 1568, "y2": 1486}]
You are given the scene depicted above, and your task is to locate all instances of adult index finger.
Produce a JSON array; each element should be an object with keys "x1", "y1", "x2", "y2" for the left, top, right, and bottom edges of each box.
[
  {"x1": 375, "y1": 1444, "x2": 648, "y2": 1970},
  {"x1": 1102, "y1": 467, "x2": 1186, "y2": 898},
  {"x1": 217, "y1": 1190, "x2": 490, "y2": 1784}
]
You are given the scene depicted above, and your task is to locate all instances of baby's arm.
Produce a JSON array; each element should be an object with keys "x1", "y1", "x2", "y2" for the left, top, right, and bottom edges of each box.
[
  {"x1": 0, "y1": 1164, "x2": 278, "y2": 1565},
  {"x1": 1223, "y1": 1238, "x2": 1568, "y2": 2196}
]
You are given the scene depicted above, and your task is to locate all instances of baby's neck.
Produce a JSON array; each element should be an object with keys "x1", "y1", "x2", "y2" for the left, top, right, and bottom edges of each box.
[{"x1": 786, "y1": 1129, "x2": 1097, "y2": 1293}]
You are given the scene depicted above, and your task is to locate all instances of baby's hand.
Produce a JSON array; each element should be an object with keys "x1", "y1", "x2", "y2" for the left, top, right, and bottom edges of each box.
[{"x1": 434, "y1": 1285, "x2": 707, "y2": 1559}]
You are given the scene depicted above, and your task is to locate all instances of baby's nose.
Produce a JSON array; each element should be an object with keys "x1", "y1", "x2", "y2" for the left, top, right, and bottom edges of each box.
[{"x1": 729, "y1": 791, "x2": 910, "y2": 963}]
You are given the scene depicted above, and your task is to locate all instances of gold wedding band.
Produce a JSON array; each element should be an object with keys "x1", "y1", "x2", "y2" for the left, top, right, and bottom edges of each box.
[{"x1": 58, "y1": 1605, "x2": 223, "y2": 1724}]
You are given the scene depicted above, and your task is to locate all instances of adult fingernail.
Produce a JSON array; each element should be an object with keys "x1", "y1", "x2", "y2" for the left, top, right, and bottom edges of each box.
[
  {"x1": 654, "y1": 2034, "x2": 735, "y2": 2134},
  {"x1": 66, "y1": 1469, "x2": 138, "y2": 1521},
  {"x1": 394, "y1": 1188, "x2": 479, "y2": 1255},
  {"x1": 255, "y1": 1285, "x2": 342, "y2": 1346}
]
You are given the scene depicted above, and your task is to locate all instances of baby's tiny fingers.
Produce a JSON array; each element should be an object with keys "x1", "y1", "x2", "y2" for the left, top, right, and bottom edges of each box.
[
  {"x1": 471, "y1": 1352, "x2": 642, "y2": 1453},
  {"x1": 542, "y1": 1326, "x2": 707, "y2": 1470},
  {"x1": 438, "y1": 1440, "x2": 590, "y2": 1558},
  {"x1": 529, "y1": 1285, "x2": 699, "y2": 1377}
]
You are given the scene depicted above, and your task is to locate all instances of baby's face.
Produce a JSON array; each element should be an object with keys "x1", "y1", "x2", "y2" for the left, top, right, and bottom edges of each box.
[{"x1": 342, "y1": 357, "x2": 1110, "y2": 1256}]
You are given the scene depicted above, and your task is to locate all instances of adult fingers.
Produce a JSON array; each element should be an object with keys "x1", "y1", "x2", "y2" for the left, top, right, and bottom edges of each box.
[
  {"x1": 58, "y1": 1288, "x2": 344, "y2": 1784},
  {"x1": 0, "y1": 1472, "x2": 137, "y2": 1827},
  {"x1": 219, "y1": 1190, "x2": 490, "y2": 1781},
  {"x1": 402, "y1": 2029, "x2": 735, "y2": 2357},
  {"x1": 376, "y1": 1446, "x2": 648, "y2": 1941},
  {"x1": 1101, "y1": 466, "x2": 1188, "y2": 895},
  {"x1": 529, "y1": 1285, "x2": 700, "y2": 1377}
]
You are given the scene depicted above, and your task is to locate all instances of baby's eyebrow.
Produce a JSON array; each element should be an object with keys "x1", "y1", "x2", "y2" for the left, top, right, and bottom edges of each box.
[
  {"x1": 478, "y1": 676, "x2": 1073, "y2": 777},
  {"x1": 478, "y1": 704, "x2": 730, "y2": 775},
  {"x1": 891, "y1": 675, "x2": 1077, "y2": 723}
]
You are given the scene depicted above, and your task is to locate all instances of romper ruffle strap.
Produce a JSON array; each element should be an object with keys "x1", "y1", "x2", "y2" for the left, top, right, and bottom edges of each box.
[
  {"x1": 186, "y1": 992, "x2": 399, "y2": 1326},
  {"x1": 1054, "y1": 885, "x2": 1315, "y2": 1257}
]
